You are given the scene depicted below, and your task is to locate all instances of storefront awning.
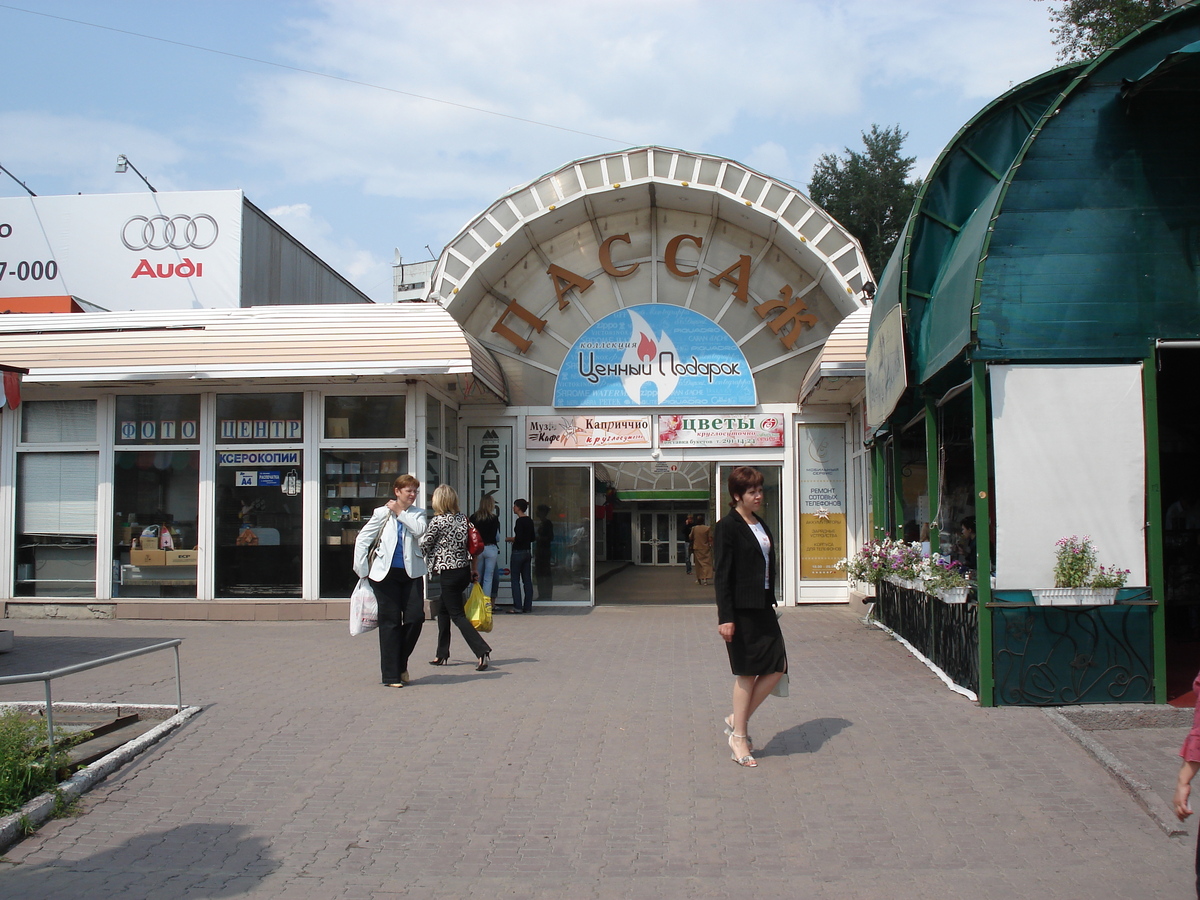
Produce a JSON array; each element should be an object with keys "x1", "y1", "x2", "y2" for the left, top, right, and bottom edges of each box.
[
  {"x1": 798, "y1": 306, "x2": 870, "y2": 405},
  {"x1": 0, "y1": 304, "x2": 507, "y2": 400}
]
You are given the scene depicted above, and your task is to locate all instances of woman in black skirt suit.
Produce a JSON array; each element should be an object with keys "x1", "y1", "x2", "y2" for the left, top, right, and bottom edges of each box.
[{"x1": 714, "y1": 466, "x2": 786, "y2": 768}]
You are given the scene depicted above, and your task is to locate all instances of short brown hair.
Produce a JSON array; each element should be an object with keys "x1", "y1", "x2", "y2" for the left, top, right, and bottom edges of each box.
[
  {"x1": 393, "y1": 474, "x2": 420, "y2": 493},
  {"x1": 727, "y1": 466, "x2": 763, "y2": 505}
]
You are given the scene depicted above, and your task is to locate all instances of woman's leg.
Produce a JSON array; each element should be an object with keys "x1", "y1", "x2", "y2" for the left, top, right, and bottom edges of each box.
[
  {"x1": 435, "y1": 574, "x2": 453, "y2": 659},
  {"x1": 396, "y1": 571, "x2": 422, "y2": 674},
  {"x1": 372, "y1": 570, "x2": 404, "y2": 683},
  {"x1": 442, "y1": 565, "x2": 492, "y2": 658},
  {"x1": 730, "y1": 672, "x2": 784, "y2": 753},
  {"x1": 477, "y1": 545, "x2": 498, "y2": 598}
]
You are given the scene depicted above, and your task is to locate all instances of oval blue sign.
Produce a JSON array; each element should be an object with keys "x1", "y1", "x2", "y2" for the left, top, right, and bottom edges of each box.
[{"x1": 554, "y1": 304, "x2": 756, "y2": 408}]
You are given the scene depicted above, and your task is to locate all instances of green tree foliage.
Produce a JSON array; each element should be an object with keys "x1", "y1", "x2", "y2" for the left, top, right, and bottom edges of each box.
[
  {"x1": 807, "y1": 124, "x2": 920, "y2": 278},
  {"x1": 1036, "y1": 0, "x2": 1177, "y2": 61}
]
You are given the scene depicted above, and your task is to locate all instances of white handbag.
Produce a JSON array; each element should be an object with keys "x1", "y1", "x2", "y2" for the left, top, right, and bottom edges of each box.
[
  {"x1": 771, "y1": 672, "x2": 789, "y2": 698},
  {"x1": 349, "y1": 577, "x2": 379, "y2": 636}
]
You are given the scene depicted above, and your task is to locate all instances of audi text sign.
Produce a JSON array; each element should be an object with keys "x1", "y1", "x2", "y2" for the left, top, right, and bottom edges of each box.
[{"x1": 0, "y1": 190, "x2": 243, "y2": 310}]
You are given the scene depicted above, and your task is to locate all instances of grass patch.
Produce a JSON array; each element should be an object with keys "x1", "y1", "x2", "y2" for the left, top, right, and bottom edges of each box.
[{"x1": 0, "y1": 709, "x2": 83, "y2": 817}]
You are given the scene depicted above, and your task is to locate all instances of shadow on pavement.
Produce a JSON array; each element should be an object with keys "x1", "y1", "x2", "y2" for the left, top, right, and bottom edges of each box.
[
  {"x1": 0, "y1": 635, "x2": 175, "y2": 677},
  {"x1": 0, "y1": 823, "x2": 278, "y2": 898},
  {"x1": 759, "y1": 716, "x2": 853, "y2": 756}
]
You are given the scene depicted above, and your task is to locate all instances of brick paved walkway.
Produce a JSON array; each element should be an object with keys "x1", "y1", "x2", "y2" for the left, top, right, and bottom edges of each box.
[{"x1": 0, "y1": 605, "x2": 1195, "y2": 898}]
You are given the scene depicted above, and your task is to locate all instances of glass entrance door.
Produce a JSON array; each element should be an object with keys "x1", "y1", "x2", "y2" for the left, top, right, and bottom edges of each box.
[
  {"x1": 528, "y1": 466, "x2": 592, "y2": 604},
  {"x1": 637, "y1": 512, "x2": 674, "y2": 564}
]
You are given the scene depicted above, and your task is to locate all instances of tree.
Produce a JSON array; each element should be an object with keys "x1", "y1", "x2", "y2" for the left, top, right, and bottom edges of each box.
[
  {"x1": 807, "y1": 124, "x2": 920, "y2": 278},
  {"x1": 1035, "y1": 0, "x2": 1177, "y2": 62}
]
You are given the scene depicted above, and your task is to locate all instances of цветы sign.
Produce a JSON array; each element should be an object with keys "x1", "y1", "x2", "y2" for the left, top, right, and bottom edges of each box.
[{"x1": 657, "y1": 414, "x2": 784, "y2": 447}]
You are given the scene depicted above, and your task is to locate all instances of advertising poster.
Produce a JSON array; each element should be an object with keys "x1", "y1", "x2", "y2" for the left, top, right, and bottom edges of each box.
[
  {"x1": 526, "y1": 415, "x2": 652, "y2": 449},
  {"x1": 799, "y1": 424, "x2": 847, "y2": 579},
  {"x1": 658, "y1": 414, "x2": 784, "y2": 448},
  {"x1": 0, "y1": 190, "x2": 243, "y2": 311},
  {"x1": 553, "y1": 304, "x2": 756, "y2": 408}
]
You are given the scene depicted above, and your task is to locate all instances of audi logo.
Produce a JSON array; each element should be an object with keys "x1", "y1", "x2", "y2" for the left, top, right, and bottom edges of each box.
[{"x1": 121, "y1": 214, "x2": 219, "y2": 251}]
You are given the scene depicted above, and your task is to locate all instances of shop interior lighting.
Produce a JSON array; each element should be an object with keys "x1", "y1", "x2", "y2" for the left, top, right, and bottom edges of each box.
[
  {"x1": 0, "y1": 162, "x2": 36, "y2": 196},
  {"x1": 115, "y1": 155, "x2": 157, "y2": 193}
]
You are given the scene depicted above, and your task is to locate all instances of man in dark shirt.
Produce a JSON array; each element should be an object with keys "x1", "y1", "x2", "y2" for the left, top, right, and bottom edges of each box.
[{"x1": 506, "y1": 499, "x2": 535, "y2": 613}]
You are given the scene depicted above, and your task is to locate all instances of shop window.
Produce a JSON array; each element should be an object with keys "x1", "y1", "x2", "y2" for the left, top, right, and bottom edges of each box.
[
  {"x1": 444, "y1": 405, "x2": 458, "y2": 455},
  {"x1": 16, "y1": 452, "x2": 98, "y2": 597},
  {"x1": 215, "y1": 393, "x2": 303, "y2": 443},
  {"x1": 426, "y1": 396, "x2": 442, "y2": 449},
  {"x1": 319, "y1": 450, "x2": 409, "y2": 597},
  {"x1": 426, "y1": 452, "x2": 442, "y2": 493},
  {"x1": 899, "y1": 419, "x2": 929, "y2": 552},
  {"x1": 116, "y1": 396, "x2": 200, "y2": 444},
  {"x1": 529, "y1": 466, "x2": 593, "y2": 604},
  {"x1": 935, "y1": 392, "x2": 976, "y2": 560},
  {"x1": 22, "y1": 399, "x2": 96, "y2": 443},
  {"x1": 113, "y1": 452, "x2": 199, "y2": 598},
  {"x1": 324, "y1": 396, "x2": 405, "y2": 440},
  {"x1": 214, "y1": 452, "x2": 303, "y2": 597}
]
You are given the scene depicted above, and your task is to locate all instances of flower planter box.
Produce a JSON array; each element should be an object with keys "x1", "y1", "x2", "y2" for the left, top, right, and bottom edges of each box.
[
  {"x1": 885, "y1": 576, "x2": 924, "y2": 591},
  {"x1": 1030, "y1": 587, "x2": 1118, "y2": 606},
  {"x1": 934, "y1": 587, "x2": 970, "y2": 604}
]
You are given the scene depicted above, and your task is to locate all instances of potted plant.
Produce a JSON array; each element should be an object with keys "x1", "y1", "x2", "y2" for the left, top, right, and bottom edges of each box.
[
  {"x1": 1031, "y1": 535, "x2": 1129, "y2": 605},
  {"x1": 921, "y1": 556, "x2": 973, "y2": 603},
  {"x1": 837, "y1": 538, "x2": 918, "y2": 587}
]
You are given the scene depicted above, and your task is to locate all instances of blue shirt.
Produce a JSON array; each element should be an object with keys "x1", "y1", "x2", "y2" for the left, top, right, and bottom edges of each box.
[{"x1": 391, "y1": 517, "x2": 406, "y2": 569}]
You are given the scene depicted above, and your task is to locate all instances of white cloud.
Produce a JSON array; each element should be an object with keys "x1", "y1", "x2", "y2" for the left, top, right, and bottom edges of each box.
[{"x1": 232, "y1": 0, "x2": 1056, "y2": 224}]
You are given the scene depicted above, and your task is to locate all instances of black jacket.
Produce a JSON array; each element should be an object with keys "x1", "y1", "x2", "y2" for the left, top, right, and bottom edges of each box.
[{"x1": 713, "y1": 509, "x2": 776, "y2": 624}]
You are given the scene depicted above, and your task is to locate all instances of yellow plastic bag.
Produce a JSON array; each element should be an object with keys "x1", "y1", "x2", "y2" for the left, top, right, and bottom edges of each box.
[{"x1": 464, "y1": 581, "x2": 493, "y2": 633}]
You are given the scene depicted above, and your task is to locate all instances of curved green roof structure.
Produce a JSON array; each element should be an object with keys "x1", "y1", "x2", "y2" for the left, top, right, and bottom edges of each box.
[{"x1": 871, "y1": 2, "x2": 1200, "y2": 396}]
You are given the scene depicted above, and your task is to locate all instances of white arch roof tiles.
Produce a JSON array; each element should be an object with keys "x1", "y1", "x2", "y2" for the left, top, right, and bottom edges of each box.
[{"x1": 430, "y1": 146, "x2": 871, "y2": 314}]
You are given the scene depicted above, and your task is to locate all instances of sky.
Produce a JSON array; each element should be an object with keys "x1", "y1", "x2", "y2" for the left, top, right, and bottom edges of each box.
[{"x1": 0, "y1": 1, "x2": 1063, "y2": 302}]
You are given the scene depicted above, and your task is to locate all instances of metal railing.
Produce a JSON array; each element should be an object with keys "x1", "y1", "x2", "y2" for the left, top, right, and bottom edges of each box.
[{"x1": 0, "y1": 639, "x2": 182, "y2": 749}]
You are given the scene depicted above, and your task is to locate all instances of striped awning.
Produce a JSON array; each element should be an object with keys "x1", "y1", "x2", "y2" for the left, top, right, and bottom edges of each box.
[
  {"x1": 798, "y1": 306, "x2": 870, "y2": 405},
  {"x1": 0, "y1": 304, "x2": 506, "y2": 401}
]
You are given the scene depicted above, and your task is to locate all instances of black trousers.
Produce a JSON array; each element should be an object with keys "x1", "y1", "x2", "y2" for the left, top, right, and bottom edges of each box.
[
  {"x1": 435, "y1": 565, "x2": 492, "y2": 660},
  {"x1": 372, "y1": 567, "x2": 422, "y2": 683}
]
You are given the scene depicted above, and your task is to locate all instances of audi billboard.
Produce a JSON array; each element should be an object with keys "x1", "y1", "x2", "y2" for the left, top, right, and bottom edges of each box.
[{"x1": 0, "y1": 190, "x2": 243, "y2": 311}]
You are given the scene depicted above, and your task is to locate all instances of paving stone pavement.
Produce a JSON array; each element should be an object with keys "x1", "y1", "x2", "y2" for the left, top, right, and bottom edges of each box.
[{"x1": 0, "y1": 605, "x2": 1196, "y2": 899}]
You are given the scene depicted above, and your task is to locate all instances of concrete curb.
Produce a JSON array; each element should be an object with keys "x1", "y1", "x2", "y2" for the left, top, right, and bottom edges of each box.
[
  {"x1": 1042, "y1": 707, "x2": 1186, "y2": 836},
  {"x1": 0, "y1": 703, "x2": 202, "y2": 854}
]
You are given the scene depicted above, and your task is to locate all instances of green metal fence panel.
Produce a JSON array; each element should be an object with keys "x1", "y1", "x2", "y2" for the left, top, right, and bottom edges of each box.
[{"x1": 991, "y1": 595, "x2": 1156, "y2": 706}]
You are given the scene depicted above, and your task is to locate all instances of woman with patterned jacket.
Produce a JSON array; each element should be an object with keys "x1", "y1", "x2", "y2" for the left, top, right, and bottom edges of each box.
[{"x1": 420, "y1": 484, "x2": 492, "y2": 671}]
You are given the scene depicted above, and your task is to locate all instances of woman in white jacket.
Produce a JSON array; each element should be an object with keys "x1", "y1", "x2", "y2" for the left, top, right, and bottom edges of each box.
[{"x1": 354, "y1": 474, "x2": 427, "y2": 687}]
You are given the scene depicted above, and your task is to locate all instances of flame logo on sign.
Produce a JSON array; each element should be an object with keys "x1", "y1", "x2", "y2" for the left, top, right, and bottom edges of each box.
[
  {"x1": 621, "y1": 310, "x2": 678, "y2": 404},
  {"x1": 636, "y1": 332, "x2": 656, "y2": 360}
]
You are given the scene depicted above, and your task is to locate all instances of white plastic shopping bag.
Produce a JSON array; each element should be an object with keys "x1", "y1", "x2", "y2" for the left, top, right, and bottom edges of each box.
[{"x1": 349, "y1": 577, "x2": 379, "y2": 636}]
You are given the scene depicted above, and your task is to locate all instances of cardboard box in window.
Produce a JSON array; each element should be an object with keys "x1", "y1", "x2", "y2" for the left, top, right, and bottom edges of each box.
[
  {"x1": 166, "y1": 550, "x2": 198, "y2": 566},
  {"x1": 326, "y1": 417, "x2": 350, "y2": 438},
  {"x1": 131, "y1": 549, "x2": 167, "y2": 566}
]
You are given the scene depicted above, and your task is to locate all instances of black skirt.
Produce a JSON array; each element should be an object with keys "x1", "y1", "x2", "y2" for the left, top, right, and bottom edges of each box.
[{"x1": 725, "y1": 603, "x2": 787, "y2": 677}]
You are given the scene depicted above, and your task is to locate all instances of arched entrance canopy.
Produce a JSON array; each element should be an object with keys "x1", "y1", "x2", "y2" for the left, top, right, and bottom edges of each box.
[{"x1": 431, "y1": 147, "x2": 871, "y2": 406}]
